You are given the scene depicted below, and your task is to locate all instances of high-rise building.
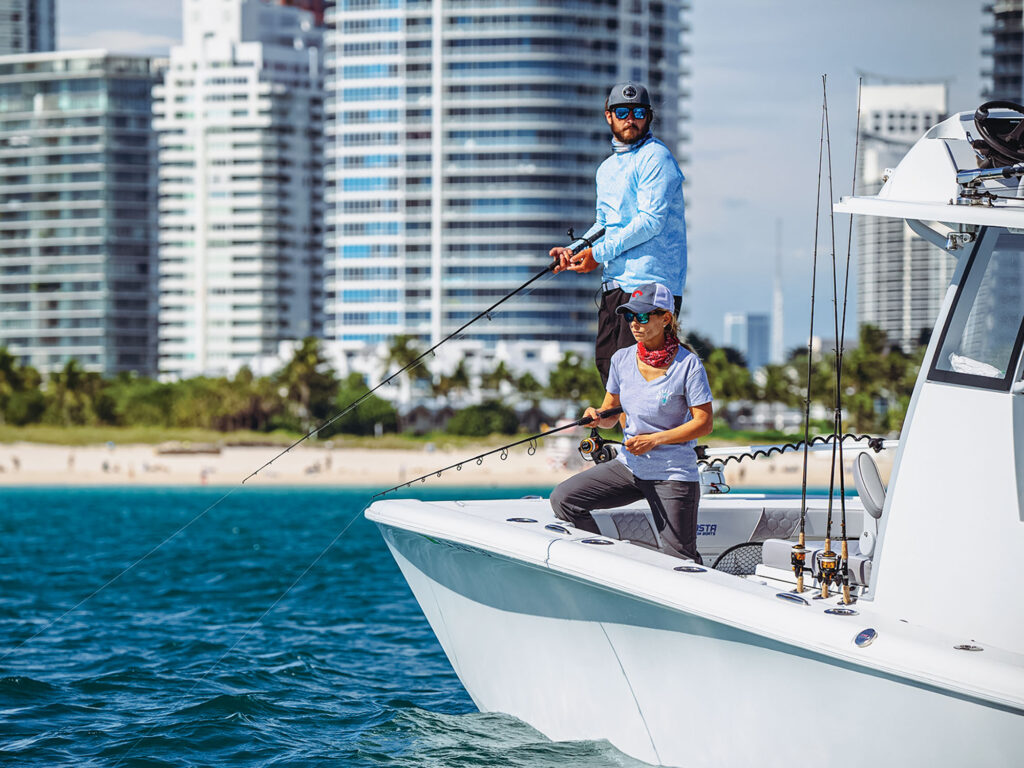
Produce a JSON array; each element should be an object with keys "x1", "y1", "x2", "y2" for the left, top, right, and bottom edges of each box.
[
  {"x1": 745, "y1": 313, "x2": 770, "y2": 371},
  {"x1": 723, "y1": 311, "x2": 769, "y2": 371},
  {"x1": 983, "y1": 1, "x2": 1024, "y2": 101},
  {"x1": 0, "y1": 51, "x2": 158, "y2": 375},
  {"x1": 856, "y1": 83, "x2": 955, "y2": 352},
  {"x1": 724, "y1": 312, "x2": 746, "y2": 352},
  {"x1": 0, "y1": 0, "x2": 55, "y2": 56},
  {"x1": 323, "y1": 0, "x2": 690, "y2": 374},
  {"x1": 153, "y1": 0, "x2": 324, "y2": 380}
]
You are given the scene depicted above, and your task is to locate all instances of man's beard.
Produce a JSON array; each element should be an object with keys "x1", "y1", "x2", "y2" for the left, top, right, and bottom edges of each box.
[{"x1": 611, "y1": 120, "x2": 649, "y2": 144}]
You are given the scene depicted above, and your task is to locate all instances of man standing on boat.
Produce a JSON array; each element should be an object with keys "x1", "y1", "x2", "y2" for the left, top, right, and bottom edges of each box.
[{"x1": 551, "y1": 82, "x2": 687, "y2": 386}]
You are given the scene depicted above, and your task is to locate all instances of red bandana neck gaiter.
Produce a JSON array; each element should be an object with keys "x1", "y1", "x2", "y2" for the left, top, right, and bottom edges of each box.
[{"x1": 637, "y1": 329, "x2": 679, "y2": 368}]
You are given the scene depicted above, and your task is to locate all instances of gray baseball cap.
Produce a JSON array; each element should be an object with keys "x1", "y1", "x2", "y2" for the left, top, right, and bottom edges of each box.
[{"x1": 607, "y1": 82, "x2": 651, "y2": 108}]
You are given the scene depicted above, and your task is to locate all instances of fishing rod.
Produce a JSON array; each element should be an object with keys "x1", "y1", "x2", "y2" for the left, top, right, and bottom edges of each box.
[
  {"x1": 835, "y1": 78, "x2": 864, "y2": 606},
  {"x1": 793, "y1": 105, "x2": 828, "y2": 594},
  {"x1": 243, "y1": 227, "x2": 605, "y2": 484},
  {"x1": 820, "y1": 75, "x2": 842, "y2": 601},
  {"x1": 372, "y1": 406, "x2": 623, "y2": 498},
  {"x1": 0, "y1": 228, "x2": 605, "y2": 664}
]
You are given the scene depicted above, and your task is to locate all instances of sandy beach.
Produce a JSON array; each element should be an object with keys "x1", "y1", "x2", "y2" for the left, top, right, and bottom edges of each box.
[{"x1": 0, "y1": 436, "x2": 892, "y2": 491}]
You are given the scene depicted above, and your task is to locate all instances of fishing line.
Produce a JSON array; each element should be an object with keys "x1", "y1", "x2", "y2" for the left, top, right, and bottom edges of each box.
[
  {"x1": 372, "y1": 406, "x2": 623, "y2": 498},
  {"x1": 110, "y1": 505, "x2": 366, "y2": 767},
  {"x1": 0, "y1": 486, "x2": 246, "y2": 665},
  {"x1": 835, "y1": 78, "x2": 864, "y2": 604},
  {"x1": 793, "y1": 104, "x2": 828, "y2": 592},
  {"x1": 1, "y1": 233, "x2": 599, "y2": 660},
  {"x1": 242, "y1": 229, "x2": 603, "y2": 484},
  {"x1": 819, "y1": 75, "x2": 844, "y2": 598}
]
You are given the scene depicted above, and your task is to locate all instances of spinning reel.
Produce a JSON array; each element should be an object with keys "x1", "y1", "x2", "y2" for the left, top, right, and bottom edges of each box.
[{"x1": 578, "y1": 429, "x2": 621, "y2": 464}]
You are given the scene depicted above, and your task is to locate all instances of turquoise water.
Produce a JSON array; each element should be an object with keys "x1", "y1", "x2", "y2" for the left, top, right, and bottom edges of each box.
[{"x1": 0, "y1": 486, "x2": 660, "y2": 767}]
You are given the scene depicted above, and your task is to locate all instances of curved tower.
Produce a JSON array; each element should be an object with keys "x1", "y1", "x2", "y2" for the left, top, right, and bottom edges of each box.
[{"x1": 325, "y1": 0, "x2": 688, "y2": 377}]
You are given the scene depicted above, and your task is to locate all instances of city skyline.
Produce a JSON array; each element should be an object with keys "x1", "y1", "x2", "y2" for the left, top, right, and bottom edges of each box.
[{"x1": 56, "y1": 0, "x2": 985, "y2": 356}]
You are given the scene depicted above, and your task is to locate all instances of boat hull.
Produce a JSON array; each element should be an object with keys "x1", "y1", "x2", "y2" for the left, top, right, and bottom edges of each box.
[{"x1": 378, "y1": 522, "x2": 1023, "y2": 768}]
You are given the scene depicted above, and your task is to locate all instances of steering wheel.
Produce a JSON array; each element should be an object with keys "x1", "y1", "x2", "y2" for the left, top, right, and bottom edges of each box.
[{"x1": 974, "y1": 100, "x2": 1024, "y2": 163}]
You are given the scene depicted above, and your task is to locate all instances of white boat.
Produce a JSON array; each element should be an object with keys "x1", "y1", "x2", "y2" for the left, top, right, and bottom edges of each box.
[{"x1": 366, "y1": 106, "x2": 1024, "y2": 767}]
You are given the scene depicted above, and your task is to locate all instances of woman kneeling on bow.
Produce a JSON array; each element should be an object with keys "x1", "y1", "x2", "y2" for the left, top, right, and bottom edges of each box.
[{"x1": 550, "y1": 282, "x2": 713, "y2": 562}]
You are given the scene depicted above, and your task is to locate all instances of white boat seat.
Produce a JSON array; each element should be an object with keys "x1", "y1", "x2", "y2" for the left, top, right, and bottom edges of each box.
[
  {"x1": 760, "y1": 538, "x2": 872, "y2": 587},
  {"x1": 853, "y1": 451, "x2": 886, "y2": 520}
]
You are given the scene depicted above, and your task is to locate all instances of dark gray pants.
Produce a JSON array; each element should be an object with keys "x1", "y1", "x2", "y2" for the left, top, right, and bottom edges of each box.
[{"x1": 550, "y1": 460, "x2": 702, "y2": 563}]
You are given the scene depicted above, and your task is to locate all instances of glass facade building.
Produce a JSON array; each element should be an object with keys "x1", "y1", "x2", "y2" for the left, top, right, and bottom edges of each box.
[
  {"x1": 153, "y1": 0, "x2": 324, "y2": 379},
  {"x1": 856, "y1": 83, "x2": 954, "y2": 352},
  {"x1": 324, "y1": 0, "x2": 689, "y2": 360},
  {"x1": 0, "y1": 51, "x2": 158, "y2": 375},
  {"x1": 983, "y1": 0, "x2": 1024, "y2": 101},
  {"x1": 0, "y1": 0, "x2": 55, "y2": 56}
]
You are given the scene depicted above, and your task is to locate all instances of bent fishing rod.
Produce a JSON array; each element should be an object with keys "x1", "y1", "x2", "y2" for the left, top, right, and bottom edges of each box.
[
  {"x1": 243, "y1": 227, "x2": 606, "y2": 484},
  {"x1": 372, "y1": 406, "x2": 622, "y2": 498}
]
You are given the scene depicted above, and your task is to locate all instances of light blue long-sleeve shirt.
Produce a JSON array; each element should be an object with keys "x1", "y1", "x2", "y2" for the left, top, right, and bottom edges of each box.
[{"x1": 583, "y1": 135, "x2": 687, "y2": 296}]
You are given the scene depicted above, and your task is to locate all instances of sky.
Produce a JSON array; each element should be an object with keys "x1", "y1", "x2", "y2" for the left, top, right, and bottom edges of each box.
[{"x1": 57, "y1": 0, "x2": 987, "y2": 352}]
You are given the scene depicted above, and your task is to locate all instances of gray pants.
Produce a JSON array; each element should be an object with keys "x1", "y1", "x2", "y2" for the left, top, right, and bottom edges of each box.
[{"x1": 550, "y1": 460, "x2": 702, "y2": 563}]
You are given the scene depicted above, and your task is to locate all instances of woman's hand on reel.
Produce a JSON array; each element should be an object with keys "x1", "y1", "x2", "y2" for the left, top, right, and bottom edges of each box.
[{"x1": 625, "y1": 433, "x2": 662, "y2": 456}]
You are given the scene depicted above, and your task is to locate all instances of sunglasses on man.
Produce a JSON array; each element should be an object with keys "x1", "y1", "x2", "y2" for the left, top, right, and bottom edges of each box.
[
  {"x1": 622, "y1": 310, "x2": 665, "y2": 325},
  {"x1": 611, "y1": 106, "x2": 648, "y2": 121}
]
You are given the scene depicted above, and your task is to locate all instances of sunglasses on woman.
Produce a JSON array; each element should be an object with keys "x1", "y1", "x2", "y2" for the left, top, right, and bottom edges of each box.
[
  {"x1": 612, "y1": 106, "x2": 648, "y2": 121},
  {"x1": 623, "y1": 310, "x2": 665, "y2": 325}
]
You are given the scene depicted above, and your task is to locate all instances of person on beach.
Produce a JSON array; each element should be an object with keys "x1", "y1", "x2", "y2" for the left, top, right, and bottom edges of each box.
[
  {"x1": 550, "y1": 82, "x2": 687, "y2": 386},
  {"x1": 549, "y1": 282, "x2": 712, "y2": 562}
]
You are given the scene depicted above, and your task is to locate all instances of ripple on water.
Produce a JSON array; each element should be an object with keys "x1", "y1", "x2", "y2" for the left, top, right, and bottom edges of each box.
[{"x1": 0, "y1": 487, "x2": 653, "y2": 767}]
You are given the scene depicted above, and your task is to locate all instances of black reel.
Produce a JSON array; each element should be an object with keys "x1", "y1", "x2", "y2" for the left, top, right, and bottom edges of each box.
[
  {"x1": 973, "y1": 100, "x2": 1024, "y2": 168},
  {"x1": 578, "y1": 428, "x2": 619, "y2": 464}
]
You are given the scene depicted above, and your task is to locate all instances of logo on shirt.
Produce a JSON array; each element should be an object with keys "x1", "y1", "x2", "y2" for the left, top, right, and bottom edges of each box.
[{"x1": 659, "y1": 389, "x2": 671, "y2": 406}]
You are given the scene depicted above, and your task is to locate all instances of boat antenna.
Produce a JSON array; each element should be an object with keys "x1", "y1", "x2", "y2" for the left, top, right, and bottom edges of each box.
[
  {"x1": 372, "y1": 406, "x2": 623, "y2": 498},
  {"x1": 819, "y1": 74, "x2": 843, "y2": 600},
  {"x1": 792, "y1": 105, "x2": 828, "y2": 593},
  {"x1": 243, "y1": 229, "x2": 604, "y2": 484},
  {"x1": 835, "y1": 77, "x2": 864, "y2": 605}
]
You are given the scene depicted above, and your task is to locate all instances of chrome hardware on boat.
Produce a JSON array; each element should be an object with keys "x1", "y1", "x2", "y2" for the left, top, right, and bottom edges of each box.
[
  {"x1": 776, "y1": 592, "x2": 808, "y2": 606},
  {"x1": 544, "y1": 524, "x2": 571, "y2": 535}
]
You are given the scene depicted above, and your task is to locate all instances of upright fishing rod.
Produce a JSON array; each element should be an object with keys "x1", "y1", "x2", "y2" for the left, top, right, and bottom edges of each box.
[
  {"x1": 373, "y1": 406, "x2": 623, "y2": 498},
  {"x1": 820, "y1": 75, "x2": 842, "y2": 600},
  {"x1": 834, "y1": 78, "x2": 864, "y2": 605},
  {"x1": 243, "y1": 227, "x2": 605, "y2": 484},
  {"x1": 793, "y1": 107, "x2": 828, "y2": 594}
]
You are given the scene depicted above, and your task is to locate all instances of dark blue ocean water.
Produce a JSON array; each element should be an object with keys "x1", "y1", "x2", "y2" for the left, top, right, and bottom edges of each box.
[{"x1": 0, "y1": 486, "x2": 657, "y2": 767}]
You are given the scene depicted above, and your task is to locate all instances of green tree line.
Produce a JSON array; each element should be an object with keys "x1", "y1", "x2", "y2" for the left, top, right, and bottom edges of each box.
[{"x1": 0, "y1": 325, "x2": 922, "y2": 437}]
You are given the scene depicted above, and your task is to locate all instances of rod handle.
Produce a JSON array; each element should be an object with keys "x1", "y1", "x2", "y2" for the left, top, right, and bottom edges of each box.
[
  {"x1": 582, "y1": 406, "x2": 623, "y2": 425},
  {"x1": 549, "y1": 227, "x2": 607, "y2": 270}
]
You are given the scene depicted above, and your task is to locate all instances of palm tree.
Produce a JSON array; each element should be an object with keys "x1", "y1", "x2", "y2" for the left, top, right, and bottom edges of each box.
[
  {"x1": 276, "y1": 337, "x2": 339, "y2": 430},
  {"x1": 481, "y1": 360, "x2": 514, "y2": 392},
  {"x1": 381, "y1": 334, "x2": 429, "y2": 402}
]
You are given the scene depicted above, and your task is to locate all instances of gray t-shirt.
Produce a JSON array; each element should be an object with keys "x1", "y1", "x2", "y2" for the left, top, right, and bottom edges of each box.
[{"x1": 606, "y1": 344, "x2": 713, "y2": 482}]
